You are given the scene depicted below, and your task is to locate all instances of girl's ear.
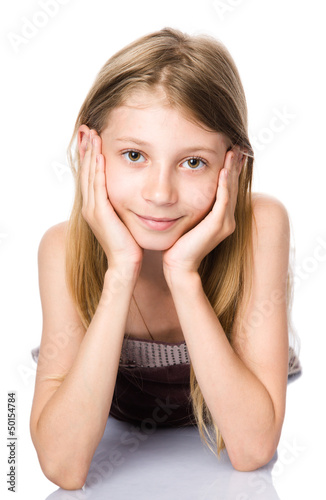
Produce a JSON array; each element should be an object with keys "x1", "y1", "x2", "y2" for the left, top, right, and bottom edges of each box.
[
  {"x1": 228, "y1": 145, "x2": 247, "y2": 176},
  {"x1": 77, "y1": 124, "x2": 91, "y2": 162}
]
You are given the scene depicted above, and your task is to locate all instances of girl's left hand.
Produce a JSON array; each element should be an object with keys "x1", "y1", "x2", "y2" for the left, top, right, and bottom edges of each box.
[{"x1": 163, "y1": 148, "x2": 244, "y2": 283}]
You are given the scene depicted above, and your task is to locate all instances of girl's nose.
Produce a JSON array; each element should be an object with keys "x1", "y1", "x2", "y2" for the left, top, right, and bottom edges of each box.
[{"x1": 141, "y1": 165, "x2": 178, "y2": 206}]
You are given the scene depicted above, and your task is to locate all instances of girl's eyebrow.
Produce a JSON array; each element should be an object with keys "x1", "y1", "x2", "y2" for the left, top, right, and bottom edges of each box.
[
  {"x1": 116, "y1": 136, "x2": 150, "y2": 147},
  {"x1": 115, "y1": 136, "x2": 219, "y2": 156}
]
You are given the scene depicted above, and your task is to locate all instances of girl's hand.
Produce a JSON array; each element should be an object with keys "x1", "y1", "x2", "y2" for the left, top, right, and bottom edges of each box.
[
  {"x1": 80, "y1": 128, "x2": 143, "y2": 273},
  {"x1": 163, "y1": 148, "x2": 244, "y2": 284}
]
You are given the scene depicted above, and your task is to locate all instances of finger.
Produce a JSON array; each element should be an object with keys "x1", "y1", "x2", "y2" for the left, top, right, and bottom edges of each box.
[
  {"x1": 224, "y1": 150, "x2": 240, "y2": 208},
  {"x1": 90, "y1": 132, "x2": 112, "y2": 216},
  {"x1": 224, "y1": 149, "x2": 238, "y2": 175},
  {"x1": 213, "y1": 151, "x2": 237, "y2": 214},
  {"x1": 210, "y1": 166, "x2": 229, "y2": 225},
  {"x1": 80, "y1": 131, "x2": 92, "y2": 207},
  {"x1": 217, "y1": 165, "x2": 230, "y2": 207},
  {"x1": 93, "y1": 152, "x2": 112, "y2": 213},
  {"x1": 87, "y1": 130, "x2": 99, "y2": 208}
]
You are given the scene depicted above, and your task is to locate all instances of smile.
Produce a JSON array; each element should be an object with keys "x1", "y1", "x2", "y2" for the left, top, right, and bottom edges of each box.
[{"x1": 135, "y1": 213, "x2": 182, "y2": 231}]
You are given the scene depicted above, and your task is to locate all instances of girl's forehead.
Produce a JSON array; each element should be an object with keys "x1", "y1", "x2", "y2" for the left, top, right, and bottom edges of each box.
[
  {"x1": 103, "y1": 90, "x2": 221, "y2": 139},
  {"x1": 100, "y1": 88, "x2": 170, "y2": 132},
  {"x1": 104, "y1": 106, "x2": 213, "y2": 137}
]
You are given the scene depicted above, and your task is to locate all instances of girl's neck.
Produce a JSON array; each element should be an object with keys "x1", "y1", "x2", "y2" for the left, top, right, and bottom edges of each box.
[{"x1": 138, "y1": 249, "x2": 169, "y2": 291}]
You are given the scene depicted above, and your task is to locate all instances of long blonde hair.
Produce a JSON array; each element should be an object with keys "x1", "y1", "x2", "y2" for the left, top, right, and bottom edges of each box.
[{"x1": 66, "y1": 27, "x2": 255, "y2": 456}]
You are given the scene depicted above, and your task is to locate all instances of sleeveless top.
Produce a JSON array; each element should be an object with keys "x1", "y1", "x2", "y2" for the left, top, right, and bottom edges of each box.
[
  {"x1": 109, "y1": 335, "x2": 195, "y2": 428},
  {"x1": 31, "y1": 337, "x2": 301, "y2": 428}
]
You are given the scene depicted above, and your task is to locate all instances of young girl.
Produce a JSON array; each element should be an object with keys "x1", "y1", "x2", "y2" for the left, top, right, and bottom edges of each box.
[{"x1": 30, "y1": 27, "x2": 300, "y2": 490}]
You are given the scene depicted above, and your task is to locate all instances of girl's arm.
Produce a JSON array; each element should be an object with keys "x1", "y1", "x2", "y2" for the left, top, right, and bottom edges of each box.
[
  {"x1": 166, "y1": 195, "x2": 290, "y2": 471},
  {"x1": 30, "y1": 129, "x2": 143, "y2": 490},
  {"x1": 30, "y1": 223, "x2": 139, "y2": 490}
]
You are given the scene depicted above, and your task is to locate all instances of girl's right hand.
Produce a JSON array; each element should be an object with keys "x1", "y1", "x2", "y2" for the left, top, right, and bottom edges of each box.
[{"x1": 80, "y1": 127, "x2": 144, "y2": 274}]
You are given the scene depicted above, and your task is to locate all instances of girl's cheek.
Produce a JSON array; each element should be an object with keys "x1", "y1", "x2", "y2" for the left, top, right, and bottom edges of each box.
[
  {"x1": 105, "y1": 169, "x2": 122, "y2": 205},
  {"x1": 189, "y1": 181, "x2": 217, "y2": 213}
]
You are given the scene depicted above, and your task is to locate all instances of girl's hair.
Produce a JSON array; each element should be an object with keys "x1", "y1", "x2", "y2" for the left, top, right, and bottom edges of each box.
[{"x1": 65, "y1": 27, "x2": 255, "y2": 456}]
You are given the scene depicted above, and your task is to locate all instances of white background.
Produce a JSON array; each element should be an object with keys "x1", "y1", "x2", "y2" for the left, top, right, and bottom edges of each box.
[{"x1": 1, "y1": 0, "x2": 325, "y2": 498}]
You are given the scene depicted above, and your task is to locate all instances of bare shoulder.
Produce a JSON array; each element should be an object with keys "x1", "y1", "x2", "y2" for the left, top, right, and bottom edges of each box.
[
  {"x1": 38, "y1": 221, "x2": 74, "y2": 286},
  {"x1": 37, "y1": 219, "x2": 85, "y2": 347},
  {"x1": 251, "y1": 192, "x2": 289, "y2": 222},
  {"x1": 38, "y1": 220, "x2": 69, "y2": 260},
  {"x1": 251, "y1": 192, "x2": 290, "y2": 247}
]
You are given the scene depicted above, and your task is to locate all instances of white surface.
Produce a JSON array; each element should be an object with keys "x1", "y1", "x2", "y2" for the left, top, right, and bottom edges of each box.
[
  {"x1": 45, "y1": 416, "x2": 285, "y2": 499},
  {"x1": 1, "y1": 0, "x2": 325, "y2": 498},
  {"x1": 33, "y1": 371, "x2": 322, "y2": 499}
]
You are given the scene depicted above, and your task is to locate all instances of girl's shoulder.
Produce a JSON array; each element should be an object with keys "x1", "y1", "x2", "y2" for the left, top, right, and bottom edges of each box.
[
  {"x1": 250, "y1": 192, "x2": 290, "y2": 253},
  {"x1": 37, "y1": 221, "x2": 70, "y2": 277},
  {"x1": 251, "y1": 192, "x2": 290, "y2": 231},
  {"x1": 37, "y1": 219, "x2": 85, "y2": 333},
  {"x1": 251, "y1": 192, "x2": 289, "y2": 214},
  {"x1": 39, "y1": 220, "x2": 69, "y2": 241},
  {"x1": 38, "y1": 221, "x2": 69, "y2": 254}
]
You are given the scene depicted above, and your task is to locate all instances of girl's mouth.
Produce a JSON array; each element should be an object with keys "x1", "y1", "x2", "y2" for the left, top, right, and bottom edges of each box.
[{"x1": 135, "y1": 213, "x2": 182, "y2": 231}]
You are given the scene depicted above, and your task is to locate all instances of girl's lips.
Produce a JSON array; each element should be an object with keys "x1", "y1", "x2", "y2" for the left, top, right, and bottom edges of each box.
[{"x1": 135, "y1": 213, "x2": 181, "y2": 231}]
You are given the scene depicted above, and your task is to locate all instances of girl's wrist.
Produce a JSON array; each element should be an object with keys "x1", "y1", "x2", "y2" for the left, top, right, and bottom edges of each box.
[
  {"x1": 103, "y1": 264, "x2": 140, "y2": 293},
  {"x1": 164, "y1": 267, "x2": 202, "y2": 294}
]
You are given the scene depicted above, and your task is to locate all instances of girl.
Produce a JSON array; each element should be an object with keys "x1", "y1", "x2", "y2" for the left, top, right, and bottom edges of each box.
[{"x1": 30, "y1": 27, "x2": 300, "y2": 490}]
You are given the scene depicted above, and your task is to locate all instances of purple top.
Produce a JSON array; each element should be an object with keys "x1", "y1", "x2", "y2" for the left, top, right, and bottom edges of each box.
[
  {"x1": 109, "y1": 335, "x2": 196, "y2": 428},
  {"x1": 109, "y1": 335, "x2": 301, "y2": 427},
  {"x1": 31, "y1": 336, "x2": 300, "y2": 429}
]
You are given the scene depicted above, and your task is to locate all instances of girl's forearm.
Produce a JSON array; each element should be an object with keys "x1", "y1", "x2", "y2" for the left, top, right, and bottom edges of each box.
[
  {"x1": 33, "y1": 267, "x2": 138, "y2": 489},
  {"x1": 168, "y1": 271, "x2": 279, "y2": 470}
]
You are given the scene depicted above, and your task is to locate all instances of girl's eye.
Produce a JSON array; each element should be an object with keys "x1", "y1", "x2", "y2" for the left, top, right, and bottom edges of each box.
[
  {"x1": 181, "y1": 157, "x2": 206, "y2": 170},
  {"x1": 123, "y1": 151, "x2": 145, "y2": 163}
]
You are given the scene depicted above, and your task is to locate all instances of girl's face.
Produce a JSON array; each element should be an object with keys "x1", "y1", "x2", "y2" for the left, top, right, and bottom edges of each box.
[{"x1": 100, "y1": 90, "x2": 229, "y2": 251}]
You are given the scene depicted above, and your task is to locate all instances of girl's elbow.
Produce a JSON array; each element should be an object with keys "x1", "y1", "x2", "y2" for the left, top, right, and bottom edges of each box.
[
  {"x1": 30, "y1": 420, "x2": 89, "y2": 489},
  {"x1": 41, "y1": 460, "x2": 87, "y2": 490},
  {"x1": 229, "y1": 444, "x2": 277, "y2": 472}
]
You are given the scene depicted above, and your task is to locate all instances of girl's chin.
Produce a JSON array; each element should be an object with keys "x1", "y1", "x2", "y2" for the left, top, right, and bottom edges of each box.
[{"x1": 132, "y1": 232, "x2": 180, "y2": 252}]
